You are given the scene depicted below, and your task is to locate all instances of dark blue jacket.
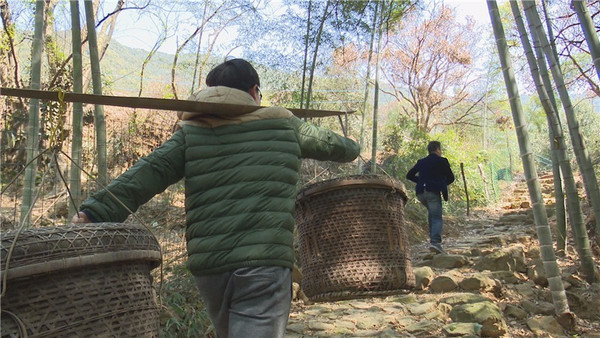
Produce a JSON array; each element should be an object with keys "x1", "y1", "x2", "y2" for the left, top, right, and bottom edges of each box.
[{"x1": 406, "y1": 153, "x2": 455, "y2": 201}]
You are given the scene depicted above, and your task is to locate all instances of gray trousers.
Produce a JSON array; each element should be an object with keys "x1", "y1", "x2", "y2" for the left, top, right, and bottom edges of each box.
[{"x1": 194, "y1": 266, "x2": 292, "y2": 338}]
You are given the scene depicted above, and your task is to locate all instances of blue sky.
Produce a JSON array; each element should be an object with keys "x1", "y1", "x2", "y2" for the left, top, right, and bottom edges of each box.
[{"x1": 110, "y1": 0, "x2": 493, "y2": 55}]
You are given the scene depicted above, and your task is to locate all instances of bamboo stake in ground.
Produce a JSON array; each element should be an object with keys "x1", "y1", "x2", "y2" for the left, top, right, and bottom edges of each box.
[{"x1": 460, "y1": 163, "x2": 469, "y2": 216}]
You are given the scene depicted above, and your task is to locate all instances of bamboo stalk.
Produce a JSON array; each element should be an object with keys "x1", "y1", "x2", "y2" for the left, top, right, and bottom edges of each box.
[
  {"x1": 19, "y1": 0, "x2": 45, "y2": 227},
  {"x1": 84, "y1": 0, "x2": 108, "y2": 186},
  {"x1": 488, "y1": 0, "x2": 571, "y2": 316},
  {"x1": 69, "y1": 0, "x2": 84, "y2": 219}
]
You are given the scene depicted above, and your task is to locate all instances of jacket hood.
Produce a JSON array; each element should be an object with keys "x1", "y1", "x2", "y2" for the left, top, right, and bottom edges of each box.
[
  {"x1": 178, "y1": 86, "x2": 258, "y2": 121},
  {"x1": 176, "y1": 86, "x2": 293, "y2": 129}
]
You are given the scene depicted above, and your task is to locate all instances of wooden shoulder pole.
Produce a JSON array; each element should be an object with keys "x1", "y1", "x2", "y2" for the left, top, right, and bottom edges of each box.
[{"x1": 1, "y1": 87, "x2": 354, "y2": 119}]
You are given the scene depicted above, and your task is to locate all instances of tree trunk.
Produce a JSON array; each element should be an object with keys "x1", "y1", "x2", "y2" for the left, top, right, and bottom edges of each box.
[
  {"x1": 81, "y1": 0, "x2": 124, "y2": 94},
  {"x1": 171, "y1": 26, "x2": 201, "y2": 99},
  {"x1": 371, "y1": 1, "x2": 385, "y2": 174},
  {"x1": 43, "y1": 0, "x2": 62, "y2": 76},
  {"x1": 548, "y1": 123, "x2": 568, "y2": 253},
  {"x1": 487, "y1": 0, "x2": 571, "y2": 316},
  {"x1": 1, "y1": 0, "x2": 27, "y2": 172},
  {"x1": 20, "y1": 0, "x2": 45, "y2": 226},
  {"x1": 84, "y1": 0, "x2": 108, "y2": 187},
  {"x1": 541, "y1": 0, "x2": 561, "y2": 73},
  {"x1": 523, "y1": 1, "x2": 600, "y2": 240},
  {"x1": 1, "y1": 0, "x2": 22, "y2": 88},
  {"x1": 138, "y1": 41, "x2": 165, "y2": 97},
  {"x1": 534, "y1": 3, "x2": 567, "y2": 252},
  {"x1": 357, "y1": 1, "x2": 378, "y2": 174},
  {"x1": 299, "y1": 0, "x2": 312, "y2": 110},
  {"x1": 44, "y1": 0, "x2": 71, "y2": 193},
  {"x1": 190, "y1": 2, "x2": 208, "y2": 94},
  {"x1": 68, "y1": 0, "x2": 84, "y2": 219},
  {"x1": 305, "y1": 0, "x2": 331, "y2": 110},
  {"x1": 571, "y1": 0, "x2": 600, "y2": 82}
]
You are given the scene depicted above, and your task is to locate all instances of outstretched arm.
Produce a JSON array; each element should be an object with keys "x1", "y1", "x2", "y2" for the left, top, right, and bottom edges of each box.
[
  {"x1": 73, "y1": 130, "x2": 186, "y2": 223},
  {"x1": 292, "y1": 117, "x2": 359, "y2": 162}
]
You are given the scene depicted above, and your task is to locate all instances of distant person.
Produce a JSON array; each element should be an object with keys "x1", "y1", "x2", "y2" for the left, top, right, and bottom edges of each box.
[
  {"x1": 71, "y1": 58, "x2": 360, "y2": 337},
  {"x1": 406, "y1": 141, "x2": 455, "y2": 255}
]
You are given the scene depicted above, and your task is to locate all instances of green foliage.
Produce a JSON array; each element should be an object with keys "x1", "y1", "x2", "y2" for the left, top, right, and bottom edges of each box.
[
  {"x1": 332, "y1": 0, "x2": 414, "y2": 37},
  {"x1": 576, "y1": 99, "x2": 600, "y2": 172},
  {"x1": 41, "y1": 64, "x2": 72, "y2": 156},
  {"x1": 381, "y1": 113, "x2": 429, "y2": 175},
  {"x1": 45, "y1": 39, "x2": 65, "y2": 67},
  {"x1": 0, "y1": 20, "x2": 17, "y2": 54},
  {"x1": 382, "y1": 115, "x2": 427, "y2": 154},
  {"x1": 101, "y1": 74, "x2": 115, "y2": 95},
  {"x1": 162, "y1": 84, "x2": 176, "y2": 99},
  {"x1": 380, "y1": 110, "x2": 504, "y2": 213},
  {"x1": 159, "y1": 264, "x2": 215, "y2": 338}
]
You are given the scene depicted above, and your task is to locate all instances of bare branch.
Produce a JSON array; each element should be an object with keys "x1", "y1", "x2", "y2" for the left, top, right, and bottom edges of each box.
[{"x1": 96, "y1": 0, "x2": 150, "y2": 27}]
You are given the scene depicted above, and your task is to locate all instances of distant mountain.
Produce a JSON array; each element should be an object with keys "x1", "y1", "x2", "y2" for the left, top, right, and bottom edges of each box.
[
  {"x1": 102, "y1": 40, "x2": 306, "y2": 102},
  {"x1": 16, "y1": 31, "x2": 366, "y2": 111},
  {"x1": 102, "y1": 39, "x2": 197, "y2": 97},
  {"x1": 25, "y1": 31, "x2": 203, "y2": 97}
]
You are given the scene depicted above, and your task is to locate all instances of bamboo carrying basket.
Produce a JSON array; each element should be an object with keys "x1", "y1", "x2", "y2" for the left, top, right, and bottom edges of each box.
[
  {"x1": 0, "y1": 223, "x2": 162, "y2": 337},
  {"x1": 296, "y1": 175, "x2": 415, "y2": 302}
]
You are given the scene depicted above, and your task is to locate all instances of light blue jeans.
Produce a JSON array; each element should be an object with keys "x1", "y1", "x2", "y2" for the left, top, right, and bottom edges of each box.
[
  {"x1": 417, "y1": 191, "x2": 443, "y2": 245},
  {"x1": 194, "y1": 266, "x2": 292, "y2": 338}
]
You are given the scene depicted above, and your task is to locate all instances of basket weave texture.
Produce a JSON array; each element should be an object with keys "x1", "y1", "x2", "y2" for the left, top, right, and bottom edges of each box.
[
  {"x1": 1, "y1": 223, "x2": 162, "y2": 337},
  {"x1": 296, "y1": 175, "x2": 415, "y2": 301}
]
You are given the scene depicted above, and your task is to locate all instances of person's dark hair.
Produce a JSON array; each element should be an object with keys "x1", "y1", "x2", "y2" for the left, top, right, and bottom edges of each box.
[
  {"x1": 427, "y1": 141, "x2": 441, "y2": 153},
  {"x1": 205, "y1": 58, "x2": 260, "y2": 92}
]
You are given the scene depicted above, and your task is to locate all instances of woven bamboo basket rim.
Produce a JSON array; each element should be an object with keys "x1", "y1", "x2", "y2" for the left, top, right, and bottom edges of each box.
[
  {"x1": 298, "y1": 175, "x2": 407, "y2": 202},
  {"x1": 0, "y1": 249, "x2": 161, "y2": 281},
  {"x1": 1, "y1": 223, "x2": 161, "y2": 283}
]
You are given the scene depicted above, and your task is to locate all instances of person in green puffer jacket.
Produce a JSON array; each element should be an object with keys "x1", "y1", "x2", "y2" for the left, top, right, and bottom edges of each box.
[{"x1": 71, "y1": 58, "x2": 360, "y2": 338}]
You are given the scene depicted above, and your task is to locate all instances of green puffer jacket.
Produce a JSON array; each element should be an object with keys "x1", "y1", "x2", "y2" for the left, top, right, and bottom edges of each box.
[{"x1": 80, "y1": 86, "x2": 359, "y2": 276}]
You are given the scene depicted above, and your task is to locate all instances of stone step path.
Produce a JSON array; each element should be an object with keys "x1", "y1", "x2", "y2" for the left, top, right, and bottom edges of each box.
[{"x1": 286, "y1": 174, "x2": 600, "y2": 337}]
